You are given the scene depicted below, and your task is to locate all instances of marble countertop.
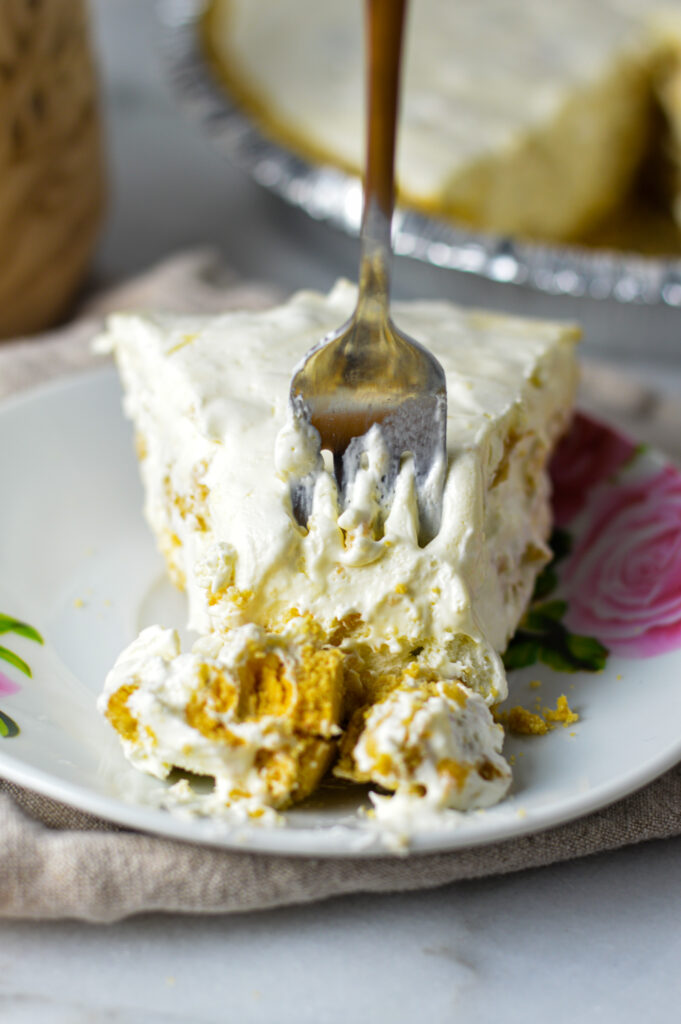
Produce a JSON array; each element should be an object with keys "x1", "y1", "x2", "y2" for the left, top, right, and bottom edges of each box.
[
  {"x1": 3, "y1": 2, "x2": 681, "y2": 1021},
  {"x1": 4, "y1": 836, "x2": 681, "y2": 1023}
]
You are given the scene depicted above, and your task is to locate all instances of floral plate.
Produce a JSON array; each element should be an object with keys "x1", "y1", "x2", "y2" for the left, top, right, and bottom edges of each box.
[{"x1": 1, "y1": 368, "x2": 681, "y2": 855}]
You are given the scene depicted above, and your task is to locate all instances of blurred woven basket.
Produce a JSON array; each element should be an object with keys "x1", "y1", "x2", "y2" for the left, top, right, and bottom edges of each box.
[{"x1": 0, "y1": 0, "x2": 105, "y2": 339}]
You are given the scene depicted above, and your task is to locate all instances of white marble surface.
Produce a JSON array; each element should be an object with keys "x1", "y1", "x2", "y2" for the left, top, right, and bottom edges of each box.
[
  {"x1": 3, "y1": 2, "x2": 681, "y2": 1021},
  {"x1": 2, "y1": 837, "x2": 681, "y2": 1023}
]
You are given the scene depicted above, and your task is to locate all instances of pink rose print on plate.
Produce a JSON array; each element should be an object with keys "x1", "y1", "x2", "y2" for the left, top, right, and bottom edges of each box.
[
  {"x1": 565, "y1": 464, "x2": 681, "y2": 657},
  {"x1": 0, "y1": 670, "x2": 20, "y2": 697},
  {"x1": 550, "y1": 413, "x2": 636, "y2": 526}
]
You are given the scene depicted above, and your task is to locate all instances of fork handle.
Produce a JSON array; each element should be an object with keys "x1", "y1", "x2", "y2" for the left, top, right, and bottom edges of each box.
[{"x1": 357, "y1": 0, "x2": 408, "y2": 322}]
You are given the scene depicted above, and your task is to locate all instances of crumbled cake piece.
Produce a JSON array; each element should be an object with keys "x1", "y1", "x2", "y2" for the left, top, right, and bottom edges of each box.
[
  {"x1": 498, "y1": 705, "x2": 550, "y2": 736},
  {"x1": 498, "y1": 694, "x2": 579, "y2": 736},
  {"x1": 544, "y1": 695, "x2": 580, "y2": 727},
  {"x1": 98, "y1": 617, "x2": 346, "y2": 811},
  {"x1": 336, "y1": 680, "x2": 511, "y2": 814}
]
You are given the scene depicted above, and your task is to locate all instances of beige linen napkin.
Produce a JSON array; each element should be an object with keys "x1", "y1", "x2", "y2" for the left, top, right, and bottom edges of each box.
[{"x1": 2, "y1": 249, "x2": 680, "y2": 923}]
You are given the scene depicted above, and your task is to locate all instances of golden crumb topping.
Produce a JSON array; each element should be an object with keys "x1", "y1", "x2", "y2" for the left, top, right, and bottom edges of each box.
[
  {"x1": 437, "y1": 757, "x2": 471, "y2": 790},
  {"x1": 105, "y1": 683, "x2": 140, "y2": 742},
  {"x1": 501, "y1": 705, "x2": 549, "y2": 735},
  {"x1": 255, "y1": 736, "x2": 335, "y2": 805},
  {"x1": 544, "y1": 694, "x2": 580, "y2": 727},
  {"x1": 185, "y1": 664, "x2": 241, "y2": 743},
  {"x1": 498, "y1": 693, "x2": 579, "y2": 735},
  {"x1": 291, "y1": 644, "x2": 345, "y2": 735},
  {"x1": 181, "y1": 630, "x2": 346, "y2": 751},
  {"x1": 241, "y1": 652, "x2": 294, "y2": 719}
]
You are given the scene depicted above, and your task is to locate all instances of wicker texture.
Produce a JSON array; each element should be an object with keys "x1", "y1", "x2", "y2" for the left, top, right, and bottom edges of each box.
[{"x1": 0, "y1": 0, "x2": 105, "y2": 338}]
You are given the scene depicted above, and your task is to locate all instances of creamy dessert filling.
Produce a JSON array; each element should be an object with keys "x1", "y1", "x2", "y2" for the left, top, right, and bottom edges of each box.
[{"x1": 98, "y1": 281, "x2": 578, "y2": 825}]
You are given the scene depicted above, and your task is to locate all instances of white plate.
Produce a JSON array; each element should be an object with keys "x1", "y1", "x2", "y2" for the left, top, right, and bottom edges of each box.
[{"x1": 1, "y1": 368, "x2": 681, "y2": 855}]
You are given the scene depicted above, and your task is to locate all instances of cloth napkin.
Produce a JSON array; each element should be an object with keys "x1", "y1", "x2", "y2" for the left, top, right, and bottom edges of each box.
[{"x1": 2, "y1": 249, "x2": 680, "y2": 923}]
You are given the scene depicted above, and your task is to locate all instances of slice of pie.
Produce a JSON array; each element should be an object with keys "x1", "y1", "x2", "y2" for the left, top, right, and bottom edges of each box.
[{"x1": 98, "y1": 281, "x2": 578, "y2": 820}]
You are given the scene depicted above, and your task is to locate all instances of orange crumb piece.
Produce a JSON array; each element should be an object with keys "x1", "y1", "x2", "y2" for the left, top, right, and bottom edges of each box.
[
  {"x1": 106, "y1": 683, "x2": 140, "y2": 742},
  {"x1": 501, "y1": 705, "x2": 549, "y2": 735},
  {"x1": 544, "y1": 694, "x2": 579, "y2": 727},
  {"x1": 437, "y1": 757, "x2": 471, "y2": 790}
]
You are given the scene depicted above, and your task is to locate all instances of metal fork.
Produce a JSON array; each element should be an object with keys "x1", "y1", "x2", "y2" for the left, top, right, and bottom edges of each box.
[{"x1": 288, "y1": 0, "x2": 447, "y2": 544}]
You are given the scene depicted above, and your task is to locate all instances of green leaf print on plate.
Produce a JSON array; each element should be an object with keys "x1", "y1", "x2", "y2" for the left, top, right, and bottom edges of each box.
[
  {"x1": 0, "y1": 645, "x2": 32, "y2": 677},
  {"x1": 0, "y1": 613, "x2": 43, "y2": 738},
  {"x1": 503, "y1": 529, "x2": 609, "y2": 675},
  {"x1": 0, "y1": 613, "x2": 43, "y2": 645},
  {"x1": 0, "y1": 710, "x2": 20, "y2": 738}
]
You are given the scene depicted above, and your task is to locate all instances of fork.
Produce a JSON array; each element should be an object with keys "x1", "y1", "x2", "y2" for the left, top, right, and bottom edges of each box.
[{"x1": 288, "y1": 0, "x2": 447, "y2": 544}]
